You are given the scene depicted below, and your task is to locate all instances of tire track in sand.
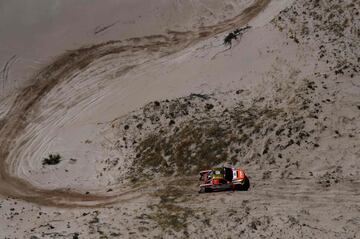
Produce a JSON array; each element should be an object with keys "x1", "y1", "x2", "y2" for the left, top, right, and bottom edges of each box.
[{"x1": 0, "y1": 0, "x2": 271, "y2": 207}]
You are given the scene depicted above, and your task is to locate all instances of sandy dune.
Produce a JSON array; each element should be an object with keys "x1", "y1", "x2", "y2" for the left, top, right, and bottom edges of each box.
[
  {"x1": 0, "y1": 0, "x2": 256, "y2": 97},
  {"x1": 0, "y1": 0, "x2": 359, "y2": 238},
  {"x1": 0, "y1": 0, "x2": 271, "y2": 206}
]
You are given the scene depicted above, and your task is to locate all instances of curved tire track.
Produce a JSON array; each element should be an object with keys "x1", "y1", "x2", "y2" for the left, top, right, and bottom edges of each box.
[{"x1": 0, "y1": 0, "x2": 270, "y2": 207}]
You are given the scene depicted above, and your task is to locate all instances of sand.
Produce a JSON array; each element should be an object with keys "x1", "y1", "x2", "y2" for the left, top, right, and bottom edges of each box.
[{"x1": 0, "y1": 0, "x2": 359, "y2": 238}]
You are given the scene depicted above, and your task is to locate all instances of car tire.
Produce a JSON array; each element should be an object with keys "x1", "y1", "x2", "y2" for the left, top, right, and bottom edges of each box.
[
  {"x1": 235, "y1": 176, "x2": 250, "y2": 191},
  {"x1": 240, "y1": 176, "x2": 250, "y2": 191},
  {"x1": 205, "y1": 187, "x2": 213, "y2": 193}
]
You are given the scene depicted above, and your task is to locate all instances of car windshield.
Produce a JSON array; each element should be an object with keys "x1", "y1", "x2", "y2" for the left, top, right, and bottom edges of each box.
[{"x1": 224, "y1": 167, "x2": 233, "y2": 181}]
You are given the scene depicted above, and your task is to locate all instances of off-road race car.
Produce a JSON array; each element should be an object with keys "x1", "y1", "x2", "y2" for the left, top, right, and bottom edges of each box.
[{"x1": 199, "y1": 167, "x2": 250, "y2": 193}]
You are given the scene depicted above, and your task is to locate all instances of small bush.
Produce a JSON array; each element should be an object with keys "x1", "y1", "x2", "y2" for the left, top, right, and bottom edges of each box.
[{"x1": 43, "y1": 153, "x2": 61, "y2": 166}]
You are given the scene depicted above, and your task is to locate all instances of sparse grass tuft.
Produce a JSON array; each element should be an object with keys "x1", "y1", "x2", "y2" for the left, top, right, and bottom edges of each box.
[
  {"x1": 149, "y1": 182, "x2": 195, "y2": 233},
  {"x1": 129, "y1": 97, "x2": 299, "y2": 181},
  {"x1": 135, "y1": 121, "x2": 231, "y2": 178},
  {"x1": 42, "y1": 153, "x2": 61, "y2": 166}
]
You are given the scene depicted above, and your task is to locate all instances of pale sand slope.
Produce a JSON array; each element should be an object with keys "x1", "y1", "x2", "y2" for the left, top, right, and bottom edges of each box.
[
  {"x1": 0, "y1": 0, "x2": 254, "y2": 97},
  {"x1": 0, "y1": 0, "x2": 360, "y2": 238},
  {"x1": 1, "y1": 0, "x2": 272, "y2": 201}
]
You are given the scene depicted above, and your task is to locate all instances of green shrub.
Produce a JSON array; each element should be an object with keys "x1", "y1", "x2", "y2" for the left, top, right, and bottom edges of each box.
[{"x1": 42, "y1": 153, "x2": 61, "y2": 165}]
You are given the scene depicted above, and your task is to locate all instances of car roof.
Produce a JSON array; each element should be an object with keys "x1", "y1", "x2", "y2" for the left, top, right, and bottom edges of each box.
[
  {"x1": 210, "y1": 168, "x2": 223, "y2": 178},
  {"x1": 212, "y1": 167, "x2": 224, "y2": 173}
]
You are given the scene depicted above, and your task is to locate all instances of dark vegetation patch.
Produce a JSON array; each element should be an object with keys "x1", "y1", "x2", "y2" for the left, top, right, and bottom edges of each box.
[
  {"x1": 317, "y1": 166, "x2": 343, "y2": 188},
  {"x1": 42, "y1": 153, "x2": 61, "y2": 166},
  {"x1": 148, "y1": 181, "x2": 194, "y2": 234},
  {"x1": 120, "y1": 90, "x2": 314, "y2": 181},
  {"x1": 273, "y1": 0, "x2": 360, "y2": 76},
  {"x1": 135, "y1": 121, "x2": 231, "y2": 176}
]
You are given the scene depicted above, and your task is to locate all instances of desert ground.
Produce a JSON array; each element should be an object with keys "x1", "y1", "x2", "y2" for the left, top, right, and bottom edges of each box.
[{"x1": 0, "y1": 0, "x2": 359, "y2": 238}]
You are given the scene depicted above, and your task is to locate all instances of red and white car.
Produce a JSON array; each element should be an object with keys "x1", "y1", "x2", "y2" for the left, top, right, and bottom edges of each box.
[{"x1": 199, "y1": 167, "x2": 250, "y2": 193}]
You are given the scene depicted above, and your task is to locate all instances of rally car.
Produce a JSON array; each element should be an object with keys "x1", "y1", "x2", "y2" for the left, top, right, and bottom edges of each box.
[{"x1": 199, "y1": 167, "x2": 250, "y2": 193}]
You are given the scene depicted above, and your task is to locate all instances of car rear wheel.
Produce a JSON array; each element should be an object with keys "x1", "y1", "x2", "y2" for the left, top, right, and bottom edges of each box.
[
  {"x1": 236, "y1": 176, "x2": 250, "y2": 191},
  {"x1": 242, "y1": 176, "x2": 250, "y2": 190}
]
